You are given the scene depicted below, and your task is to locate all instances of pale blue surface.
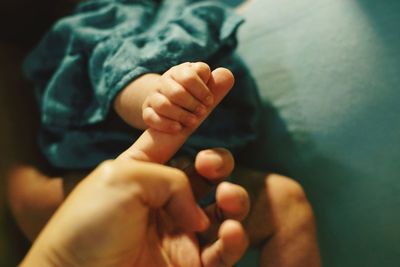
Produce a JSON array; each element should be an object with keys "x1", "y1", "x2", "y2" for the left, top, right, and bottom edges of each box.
[{"x1": 236, "y1": 0, "x2": 400, "y2": 266}]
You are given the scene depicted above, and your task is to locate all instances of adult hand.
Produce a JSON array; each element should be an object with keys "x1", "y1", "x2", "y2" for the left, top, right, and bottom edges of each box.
[
  {"x1": 21, "y1": 157, "x2": 248, "y2": 267},
  {"x1": 21, "y1": 68, "x2": 249, "y2": 267}
]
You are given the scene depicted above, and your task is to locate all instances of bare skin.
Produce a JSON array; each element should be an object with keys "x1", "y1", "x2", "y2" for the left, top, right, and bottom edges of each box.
[
  {"x1": 11, "y1": 68, "x2": 251, "y2": 267},
  {"x1": 114, "y1": 62, "x2": 322, "y2": 266},
  {"x1": 114, "y1": 62, "x2": 215, "y2": 134},
  {"x1": 20, "y1": 158, "x2": 250, "y2": 267},
  {"x1": 7, "y1": 66, "x2": 236, "y2": 241},
  {"x1": 234, "y1": 168, "x2": 321, "y2": 267},
  {"x1": 8, "y1": 65, "x2": 321, "y2": 266}
]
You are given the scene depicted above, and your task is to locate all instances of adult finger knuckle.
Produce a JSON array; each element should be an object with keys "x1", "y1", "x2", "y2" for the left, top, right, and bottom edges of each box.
[
  {"x1": 172, "y1": 168, "x2": 189, "y2": 187},
  {"x1": 97, "y1": 160, "x2": 115, "y2": 172},
  {"x1": 96, "y1": 160, "x2": 118, "y2": 180}
]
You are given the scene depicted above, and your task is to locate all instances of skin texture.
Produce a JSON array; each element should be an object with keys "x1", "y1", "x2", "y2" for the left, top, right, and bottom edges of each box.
[
  {"x1": 114, "y1": 62, "x2": 215, "y2": 133},
  {"x1": 233, "y1": 168, "x2": 322, "y2": 267},
  {"x1": 115, "y1": 62, "x2": 322, "y2": 267},
  {"x1": 8, "y1": 64, "x2": 321, "y2": 267},
  {"x1": 19, "y1": 67, "x2": 249, "y2": 267},
  {"x1": 117, "y1": 66, "x2": 234, "y2": 164},
  {"x1": 20, "y1": 158, "x2": 249, "y2": 267},
  {"x1": 2, "y1": 0, "x2": 323, "y2": 264},
  {"x1": 7, "y1": 66, "x2": 235, "y2": 241}
]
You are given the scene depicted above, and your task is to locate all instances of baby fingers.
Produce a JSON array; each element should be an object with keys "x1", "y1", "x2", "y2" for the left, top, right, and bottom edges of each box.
[
  {"x1": 145, "y1": 92, "x2": 199, "y2": 128},
  {"x1": 160, "y1": 76, "x2": 207, "y2": 116},
  {"x1": 142, "y1": 107, "x2": 182, "y2": 133},
  {"x1": 169, "y1": 62, "x2": 214, "y2": 106}
]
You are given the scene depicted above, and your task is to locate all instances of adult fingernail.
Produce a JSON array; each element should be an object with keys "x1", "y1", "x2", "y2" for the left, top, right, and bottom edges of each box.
[{"x1": 204, "y1": 152, "x2": 224, "y2": 171}]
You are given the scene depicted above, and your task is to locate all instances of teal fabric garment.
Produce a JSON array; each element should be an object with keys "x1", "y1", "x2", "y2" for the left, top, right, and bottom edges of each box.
[
  {"x1": 234, "y1": 0, "x2": 400, "y2": 266},
  {"x1": 23, "y1": 0, "x2": 261, "y2": 169}
]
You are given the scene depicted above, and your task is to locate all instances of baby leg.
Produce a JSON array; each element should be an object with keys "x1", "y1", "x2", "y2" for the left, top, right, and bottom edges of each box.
[
  {"x1": 234, "y1": 167, "x2": 321, "y2": 267},
  {"x1": 7, "y1": 165, "x2": 84, "y2": 241}
]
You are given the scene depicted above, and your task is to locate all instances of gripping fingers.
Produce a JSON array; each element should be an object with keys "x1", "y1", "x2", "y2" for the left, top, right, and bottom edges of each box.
[
  {"x1": 142, "y1": 107, "x2": 182, "y2": 133},
  {"x1": 146, "y1": 92, "x2": 199, "y2": 128},
  {"x1": 160, "y1": 77, "x2": 207, "y2": 116},
  {"x1": 170, "y1": 62, "x2": 214, "y2": 106},
  {"x1": 190, "y1": 62, "x2": 211, "y2": 84},
  {"x1": 117, "y1": 67, "x2": 234, "y2": 164}
]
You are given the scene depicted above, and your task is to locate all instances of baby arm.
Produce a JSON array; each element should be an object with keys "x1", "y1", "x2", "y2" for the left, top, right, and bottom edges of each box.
[{"x1": 114, "y1": 62, "x2": 214, "y2": 133}]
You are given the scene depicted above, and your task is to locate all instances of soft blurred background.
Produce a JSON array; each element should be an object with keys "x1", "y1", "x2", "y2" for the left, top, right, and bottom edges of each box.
[
  {"x1": 0, "y1": 1, "x2": 78, "y2": 265},
  {"x1": 1, "y1": 0, "x2": 400, "y2": 266}
]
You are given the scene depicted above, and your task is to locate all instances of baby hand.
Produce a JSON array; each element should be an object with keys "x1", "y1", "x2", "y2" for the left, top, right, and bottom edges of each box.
[{"x1": 142, "y1": 62, "x2": 214, "y2": 133}]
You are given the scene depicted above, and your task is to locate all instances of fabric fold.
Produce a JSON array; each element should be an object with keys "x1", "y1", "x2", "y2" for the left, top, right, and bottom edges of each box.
[{"x1": 24, "y1": 0, "x2": 261, "y2": 169}]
